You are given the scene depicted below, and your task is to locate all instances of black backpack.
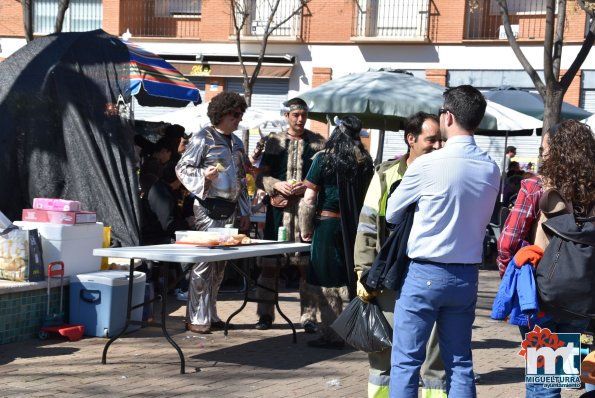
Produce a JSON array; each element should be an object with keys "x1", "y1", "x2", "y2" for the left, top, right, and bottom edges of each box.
[{"x1": 535, "y1": 212, "x2": 595, "y2": 319}]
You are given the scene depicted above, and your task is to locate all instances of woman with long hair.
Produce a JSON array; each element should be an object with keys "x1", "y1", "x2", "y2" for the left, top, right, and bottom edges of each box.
[
  {"x1": 299, "y1": 115, "x2": 374, "y2": 349},
  {"x1": 496, "y1": 119, "x2": 595, "y2": 398}
]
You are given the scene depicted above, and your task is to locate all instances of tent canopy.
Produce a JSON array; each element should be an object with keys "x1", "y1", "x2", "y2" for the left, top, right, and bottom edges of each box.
[{"x1": 0, "y1": 30, "x2": 143, "y2": 246}]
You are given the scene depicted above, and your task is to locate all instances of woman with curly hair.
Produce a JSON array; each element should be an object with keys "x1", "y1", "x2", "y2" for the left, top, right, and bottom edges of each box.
[
  {"x1": 299, "y1": 115, "x2": 374, "y2": 349},
  {"x1": 497, "y1": 119, "x2": 595, "y2": 398}
]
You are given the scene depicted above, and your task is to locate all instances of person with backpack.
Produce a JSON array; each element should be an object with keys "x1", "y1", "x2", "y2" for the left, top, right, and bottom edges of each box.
[{"x1": 497, "y1": 119, "x2": 595, "y2": 398}]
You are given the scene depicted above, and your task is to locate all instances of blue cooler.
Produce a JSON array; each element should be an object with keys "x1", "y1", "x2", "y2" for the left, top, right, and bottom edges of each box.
[{"x1": 69, "y1": 271, "x2": 146, "y2": 337}]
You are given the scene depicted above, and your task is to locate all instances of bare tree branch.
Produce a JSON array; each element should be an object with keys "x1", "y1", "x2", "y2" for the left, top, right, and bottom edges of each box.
[
  {"x1": 562, "y1": 1, "x2": 595, "y2": 90},
  {"x1": 497, "y1": 0, "x2": 546, "y2": 95},
  {"x1": 253, "y1": 0, "x2": 307, "y2": 85},
  {"x1": 231, "y1": 0, "x2": 251, "y2": 104},
  {"x1": 543, "y1": 0, "x2": 557, "y2": 92},
  {"x1": 230, "y1": 0, "x2": 309, "y2": 103},
  {"x1": 551, "y1": 0, "x2": 567, "y2": 81},
  {"x1": 54, "y1": 0, "x2": 71, "y2": 33}
]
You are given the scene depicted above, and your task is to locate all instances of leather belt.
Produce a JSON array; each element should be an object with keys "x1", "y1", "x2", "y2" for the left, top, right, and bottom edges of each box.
[{"x1": 318, "y1": 210, "x2": 341, "y2": 218}]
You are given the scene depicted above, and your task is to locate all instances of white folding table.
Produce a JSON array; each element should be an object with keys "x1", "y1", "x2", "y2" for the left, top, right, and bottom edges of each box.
[{"x1": 93, "y1": 241, "x2": 310, "y2": 374}]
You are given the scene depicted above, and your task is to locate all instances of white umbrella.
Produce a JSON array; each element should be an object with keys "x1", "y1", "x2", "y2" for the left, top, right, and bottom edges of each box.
[
  {"x1": 581, "y1": 113, "x2": 595, "y2": 131},
  {"x1": 141, "y1": 102, "x2": 288, "y2": 134},
  {"x1": 484, "y1": 100, "x2": 543, "y2": 132}
]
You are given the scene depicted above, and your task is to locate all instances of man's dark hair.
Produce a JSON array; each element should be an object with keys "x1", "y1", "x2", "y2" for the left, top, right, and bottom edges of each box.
[
  {"x1": 403, "y1": 112, "x2": 439, "y2": 148},
  {"x1": 442, "y1": 85, "x2": 486, "y2": 132},
  {"x1": 506, "y1": 145, "x2": 517, "y2": 154},
  {"x1": 508, "y1": 161, "x2": 520, "y2": 171},
  {"x1": 283, "y1": 97, "x2": 308, "y2": 112},
  {"x1": 165, "y1": 124, "x2": 185, "y2": 139},
  {"x1": 207, "y1": 91, "x2": 248, "y2": 126}
]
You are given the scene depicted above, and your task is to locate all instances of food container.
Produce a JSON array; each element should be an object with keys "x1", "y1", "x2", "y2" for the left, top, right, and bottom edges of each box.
[
  {"x1": 208, "y1": 227, "x2": 239, "y2": 235},
  {"x1": 175, "y1": 230, "x2": 220, "y2": 245}
]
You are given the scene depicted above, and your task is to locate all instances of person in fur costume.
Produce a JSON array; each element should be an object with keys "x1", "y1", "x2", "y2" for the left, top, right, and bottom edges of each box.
[{"x1": 254, "y1": 97, "x2": 326, "y2": 331}]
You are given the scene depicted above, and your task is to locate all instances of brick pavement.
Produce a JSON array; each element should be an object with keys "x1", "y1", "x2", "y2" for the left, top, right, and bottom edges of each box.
[{"x1": 0, "y1": 269, "x2": 587, "y2": 397}]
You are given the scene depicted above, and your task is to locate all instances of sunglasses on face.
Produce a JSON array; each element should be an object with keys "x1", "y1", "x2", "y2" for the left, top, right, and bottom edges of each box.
[
  {"x1": 438, "y1": 108, "x2": 450, "y2": 116},
  {"x1": 230, "y1": 111, "x2": 244, "y2": 119}
]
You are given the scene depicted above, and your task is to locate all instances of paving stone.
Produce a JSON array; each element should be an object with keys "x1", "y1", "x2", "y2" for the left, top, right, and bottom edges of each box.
[{"x1": 0, "y1": 269, "x2": 588, "y2": 397}]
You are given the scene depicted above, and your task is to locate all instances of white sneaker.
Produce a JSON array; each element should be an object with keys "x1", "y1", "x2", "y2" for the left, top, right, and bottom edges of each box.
[{"x1": 176, "y1": 290, "x2": 188, "y2": 301}]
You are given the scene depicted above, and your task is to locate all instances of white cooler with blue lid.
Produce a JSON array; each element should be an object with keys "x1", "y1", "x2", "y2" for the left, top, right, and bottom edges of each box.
[{"x1": 69, "y1": 270, "x2": 146, "y2": 337}]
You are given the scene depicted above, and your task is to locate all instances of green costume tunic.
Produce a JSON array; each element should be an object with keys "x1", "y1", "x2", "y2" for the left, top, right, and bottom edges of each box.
[{"x1": 304, "y1": 153, "x2": 370, "y2": 287}]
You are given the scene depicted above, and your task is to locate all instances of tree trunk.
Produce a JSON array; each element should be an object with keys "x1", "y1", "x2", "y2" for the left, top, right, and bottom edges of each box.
[
  {"x1": 542, "y1": 88, "x2": 563, "y2": 136},
  {"x1": 21, "y1": 0, "x2": 33, "y2": 42}
]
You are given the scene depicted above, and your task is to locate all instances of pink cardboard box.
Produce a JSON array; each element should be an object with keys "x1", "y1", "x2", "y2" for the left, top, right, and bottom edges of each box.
[
  {"x1": 22, "y1": 209, "x2": 97, "y2": 225},
  {"x1": 33, "y1": 198, "x2": 81, "y2": 212}
]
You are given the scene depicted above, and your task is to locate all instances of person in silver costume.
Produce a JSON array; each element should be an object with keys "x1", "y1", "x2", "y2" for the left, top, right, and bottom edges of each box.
[{"x1": 175, "y1": 91, "x2": 251, "y2": 334}]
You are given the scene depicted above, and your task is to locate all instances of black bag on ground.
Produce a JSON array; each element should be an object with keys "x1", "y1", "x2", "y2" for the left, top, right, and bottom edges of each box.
[
  {"x1": 330, "y1": 297, "x2": 392, "y2": 353},
  {"x1": 198, "y1": 197, "x2": 236, "y2": 220},
  {"x1": 536, "y1": 213, "x2": 595, "y2": 319}
]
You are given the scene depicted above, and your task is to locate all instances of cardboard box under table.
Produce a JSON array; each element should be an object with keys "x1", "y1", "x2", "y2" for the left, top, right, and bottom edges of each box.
[
  {"x1": 15, "y1": 221, "x2": 103, "y2": 277},
  {"x1": 69, "y1": 270, "x2": 146, "y2": 337}
]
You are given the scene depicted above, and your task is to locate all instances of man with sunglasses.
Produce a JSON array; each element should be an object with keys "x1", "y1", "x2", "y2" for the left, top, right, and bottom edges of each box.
[
  {"x1": 386, "y1": 86, "x2": 500, "y2": 397},
  {"x1": 254, "y1": 97, "x2": 325, "y2": 332},
  {"x1": 176, "y1": 91, "x2": 251, "y2": 334}
]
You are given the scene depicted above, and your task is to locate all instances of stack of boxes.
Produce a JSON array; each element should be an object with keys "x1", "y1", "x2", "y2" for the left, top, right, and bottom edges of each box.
[{"x1": 15, "y1": 198, "x2": 145, "y2": 337}]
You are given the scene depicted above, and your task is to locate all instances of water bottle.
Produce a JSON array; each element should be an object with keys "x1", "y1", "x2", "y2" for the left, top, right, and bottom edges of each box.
[{"x1": 277, "y1": 226, "x2": 288, "y2": 241}]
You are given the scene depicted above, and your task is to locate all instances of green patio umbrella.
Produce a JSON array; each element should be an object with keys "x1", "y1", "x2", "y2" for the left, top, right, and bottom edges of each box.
[
  {"x1": 298, "y1": 70, "x2": 533, "y2": 163},
  {"x1": 300, "y1": 70, "x2": 489, "y2": 132}
]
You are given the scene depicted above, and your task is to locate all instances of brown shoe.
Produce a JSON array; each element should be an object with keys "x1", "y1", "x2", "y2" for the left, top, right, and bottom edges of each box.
[{"x1": 187, "y1": 323, "x2": 211, "y2": 334}]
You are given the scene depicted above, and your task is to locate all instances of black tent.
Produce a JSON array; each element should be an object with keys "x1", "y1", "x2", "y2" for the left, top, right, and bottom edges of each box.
[{"x1": 0, "y1": 30, "x2": 141, "y2": 247}]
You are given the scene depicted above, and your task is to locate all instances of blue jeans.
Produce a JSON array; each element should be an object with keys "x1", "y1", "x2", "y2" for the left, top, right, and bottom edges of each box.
[
  {"x1": 389, "y1": 260, "x2": 479, "y2": 398},
  {"x1": 519, "y1": 318, "x2": 589, "y2": 398}
]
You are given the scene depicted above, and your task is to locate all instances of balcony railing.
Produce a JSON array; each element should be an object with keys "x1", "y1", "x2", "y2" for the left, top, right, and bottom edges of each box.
[
  {"x1": 236, "y1": 0, "x2": 303, "y2": 38},
  {"x1": 352, "y1": 0, "x2": 430, "y2": 40},
  {"x1": 121, "y1": 0, "x2": 201, "y2": 38},
  {"x1": 464, "y1": 0, "x2": 550, "y2": 40}
]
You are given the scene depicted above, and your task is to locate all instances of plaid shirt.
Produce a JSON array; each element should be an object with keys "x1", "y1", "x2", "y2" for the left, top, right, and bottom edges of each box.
[{"x1": 496, "y1": 176, "x2": 544, "y2": 277}]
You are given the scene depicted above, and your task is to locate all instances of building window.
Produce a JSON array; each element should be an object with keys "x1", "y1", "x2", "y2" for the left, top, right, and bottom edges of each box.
[
  {"x1": 33, "y1": 0, "x2": 103, "y2": 34},
  {"x1": 155, "y1": 0, "x2": 202, "y2": 17},
  {"x1": 354, "y1": 0, "x2": 430, "y2": 39},
  {"x1": 241, "y1": 0, "x2": 302, "y2": 37},
  {"x1": 488, "y1": 0, "x2": 551, "y2": 15}
]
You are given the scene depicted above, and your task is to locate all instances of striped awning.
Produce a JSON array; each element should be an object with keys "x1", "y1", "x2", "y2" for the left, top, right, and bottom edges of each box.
[{"x1": 123, "y1": 40, "x2": 201, "y2": 104}]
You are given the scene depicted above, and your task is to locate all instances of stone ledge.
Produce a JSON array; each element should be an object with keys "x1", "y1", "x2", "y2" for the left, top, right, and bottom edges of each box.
[{"x1": 0, "y1": 277, "x2": 70, "y2": 295}]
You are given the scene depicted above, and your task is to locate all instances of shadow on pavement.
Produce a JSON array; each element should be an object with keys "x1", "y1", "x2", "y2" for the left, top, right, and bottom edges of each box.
[
  {"x1": 472, "y1": 338, "x2": 520, "y2": 350},
  {"x1": 191, "y1": 333, "x2": 355, "y2": 370},
  {"x1": 474, "y1": 367, "x2": 525, "y2": 385},
  {"x1": 0, "y1": 340, "x2": 79, "y2": 366}
]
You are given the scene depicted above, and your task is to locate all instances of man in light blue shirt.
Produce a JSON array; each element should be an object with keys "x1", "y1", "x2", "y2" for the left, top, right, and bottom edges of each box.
[{"x1": 386, "y1": 85, "x2": 500, "y2": 398}]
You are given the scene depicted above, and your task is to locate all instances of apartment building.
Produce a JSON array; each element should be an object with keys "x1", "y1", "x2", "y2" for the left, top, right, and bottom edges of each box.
[{"x1": 1, "y1": 0, "x2": 594, "y2": 161}]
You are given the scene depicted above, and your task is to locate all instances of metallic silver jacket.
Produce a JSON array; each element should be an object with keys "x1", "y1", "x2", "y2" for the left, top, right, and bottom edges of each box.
[{"x1": 176, "y1": 126, "x2": 250, "y2": 216}]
